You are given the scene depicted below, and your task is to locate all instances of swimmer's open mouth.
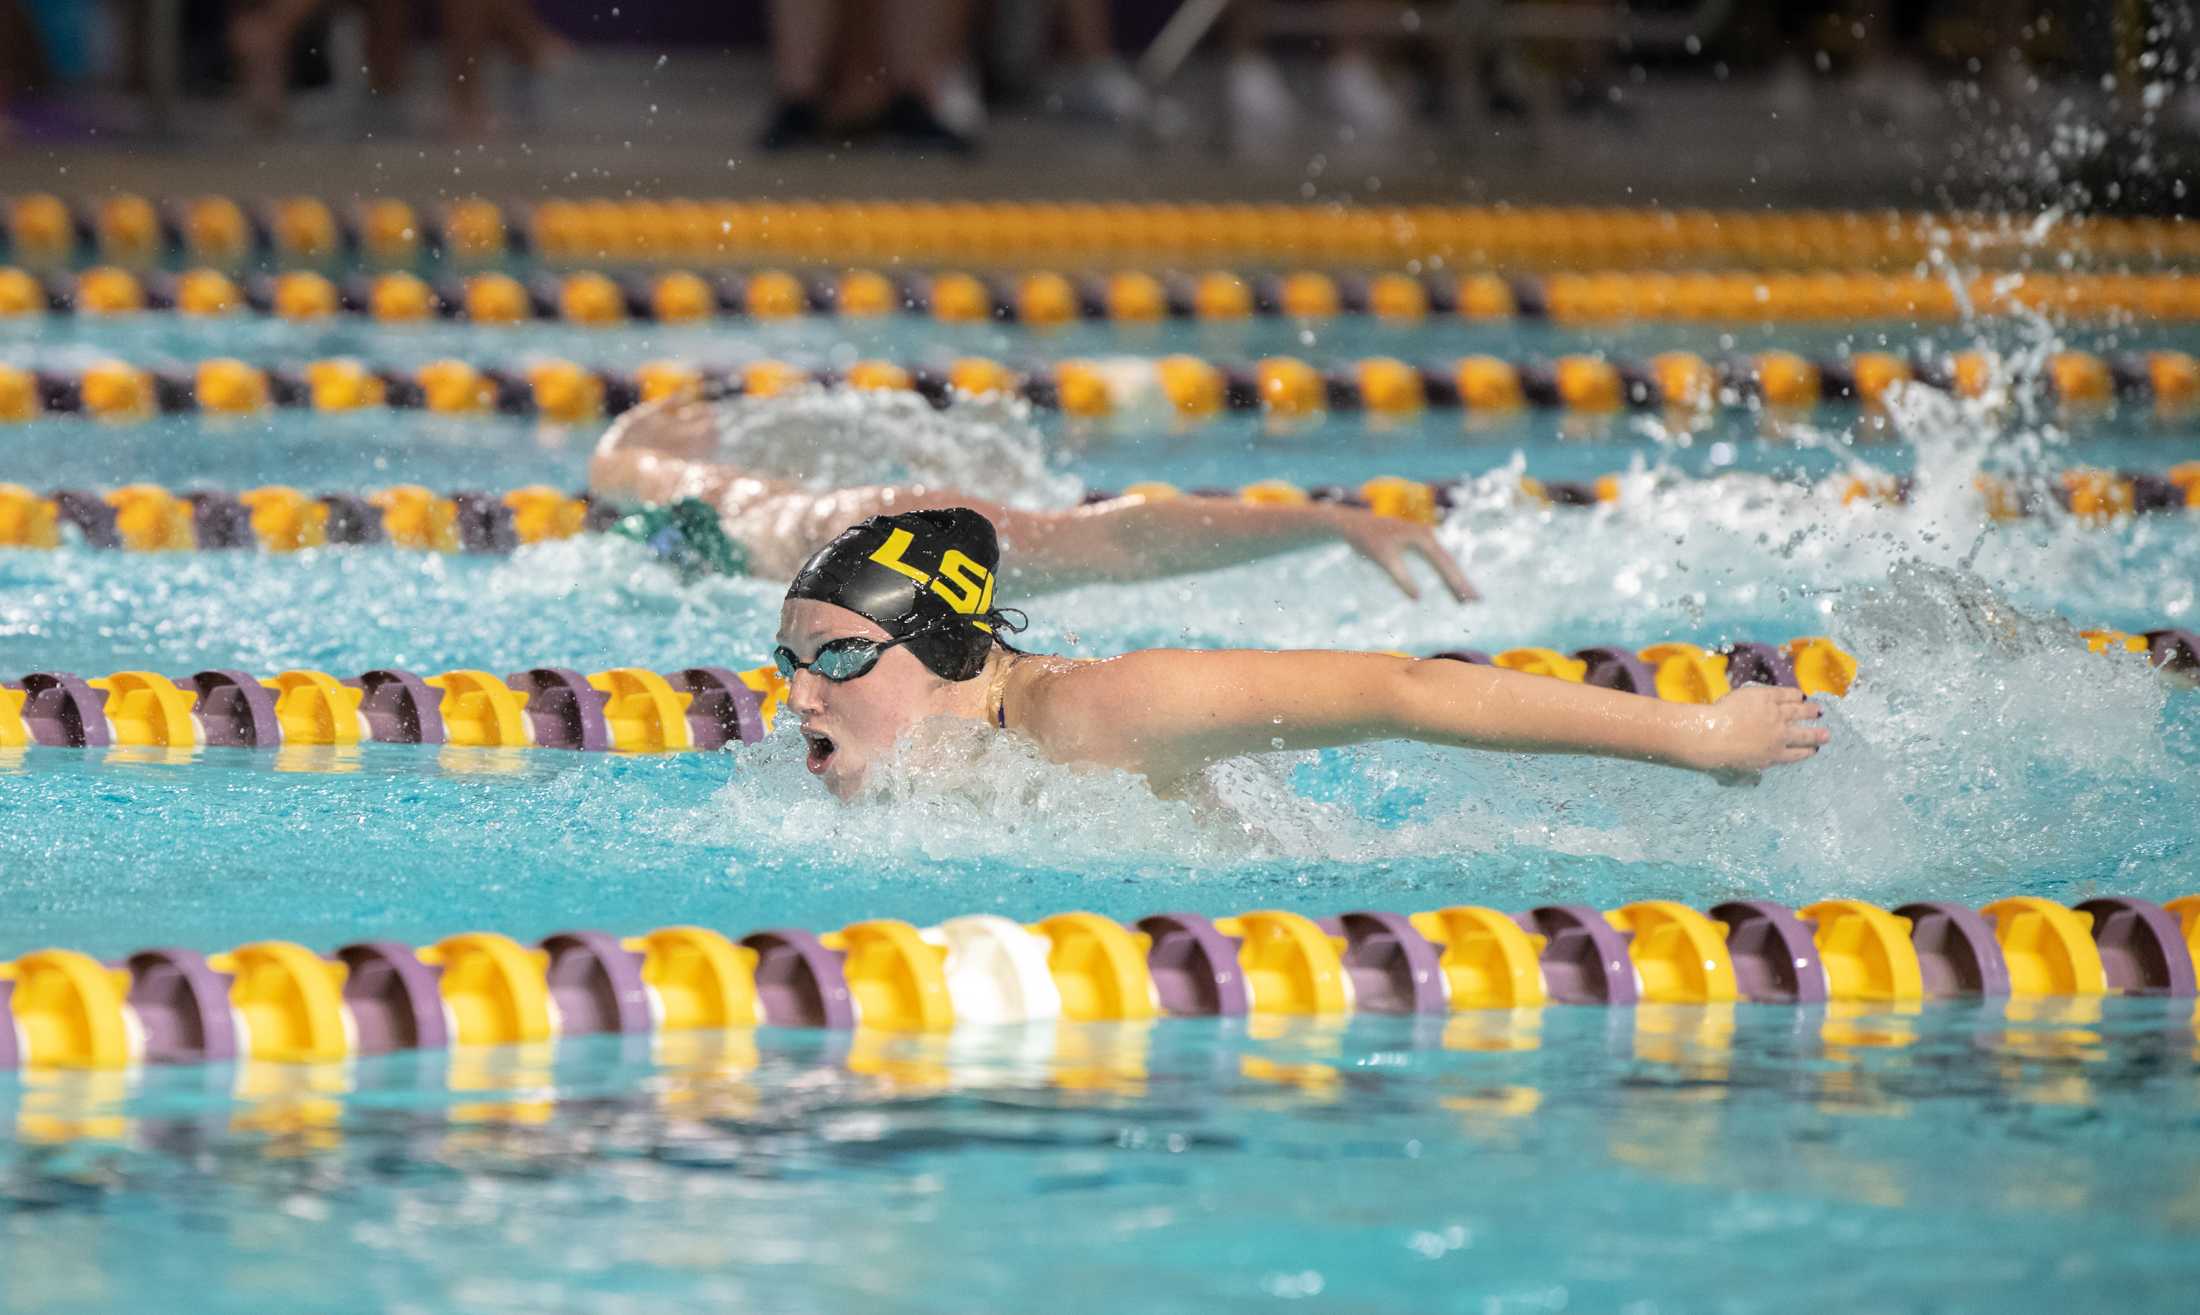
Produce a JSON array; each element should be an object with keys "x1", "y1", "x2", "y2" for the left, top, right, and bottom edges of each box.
[{"x1": 803, "y1": 730, "x2": 836, "y2": 774}]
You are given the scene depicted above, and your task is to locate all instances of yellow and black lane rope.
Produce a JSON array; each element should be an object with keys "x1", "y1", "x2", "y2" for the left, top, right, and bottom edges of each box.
[
  {"x1": 7, "y1": 644, "x2": 1808, "y2": 760},
  {"x1": 2, "y1": 347, "x2": 2196, "y2": 426},
  {"x1": 11, "y1": 262, "x2": 2200, "y2": 325},
  {"x1": 3, "y1": 888, "x2": 2191, "y2": 1084},
  {"x1": 3, "y1": 465, "x2": 2193, "y2": 558},
  {"x1": 8, "y1": 628, "x2": 2199, "y2": 764},
  {"x1": 6, "y1": 193, "x2": 2198, "y2": 271}
]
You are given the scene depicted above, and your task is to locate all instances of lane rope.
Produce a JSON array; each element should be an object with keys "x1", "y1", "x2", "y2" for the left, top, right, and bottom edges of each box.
[
  {"x1": 6, "y1": 193, "x2": 2194, "y2": 270},
  {"x1": 3, "y1": 468, "x2": 2195, "y2": 559},
  {"x1": 2, "y1": 348, "x2": 2194, "y2": 425},
  {"x1": 0, "y1": 895, "x2": 2192, "y2": 1078},
  {"x1": 11, "y1": 263, "x2": 2200, "y2": 324}
]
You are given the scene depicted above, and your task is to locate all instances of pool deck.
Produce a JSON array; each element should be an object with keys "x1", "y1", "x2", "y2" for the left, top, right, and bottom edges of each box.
[{"x1": 2, "y1": 50, "x2": 2181, "y2": 214}]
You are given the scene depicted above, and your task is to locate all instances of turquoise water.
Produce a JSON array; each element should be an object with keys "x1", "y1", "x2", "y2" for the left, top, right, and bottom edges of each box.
[
  {"x1": 7, "y1": 1005, "x2": 2200, "y2": 1313},
  {"x1": 4, "y1": 403, "x2": 2196, "y2": 497},
  {"x1": 2, "y1": 308, "x2": 2199, "y2": 1311},
  {"x1": 6, "y1": 301, "x2": 2195, "y2": 374}
]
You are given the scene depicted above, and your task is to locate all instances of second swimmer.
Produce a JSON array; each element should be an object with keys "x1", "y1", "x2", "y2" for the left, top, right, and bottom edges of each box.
[{"x1": 590, "y1": 396, "x2": 1478, "y2": 601}]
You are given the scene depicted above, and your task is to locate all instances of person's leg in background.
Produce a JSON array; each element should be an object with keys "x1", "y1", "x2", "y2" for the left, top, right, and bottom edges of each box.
[
  {"x1": 348, "y1": 0, "x2": 414, "y2": 135},
  {"x1": 828, "y1": 0, "x2": 893, "y2": 125},
  {"x1": 485, "y1": 0, "x2": 570, "y2": 68},
  {"x1": 231, "y1": 0, "x2": 327, "y2": 127},
  {"x1": 763, "y1": 0, "x2": 976, "y2": 154},
  {"x1": 441, "y1": 0, "x2": 496, "y2": 136},
  {"x1": 363, "y1": 0, "x2": 410, "y2": 97},
  {"x1": 440, "y1": 0, "x2": 566, "y2": 135},
  {"x1": 1225, "y1": 1, "x2": 1409, "y2": 149},
  {"x1": 1323, "y1": 13, "x2": 1407, "y2": 140},
  {"x1": 759, "y1": 0, "x2": 840, "y2": 148},
  {"x1": 0, "y1": 0, "x2": 39, "y2": 144},
  {"x1": 484, "y1": 0, "x2": 572, "y2": 131},
  {"x1": 1225, "y1": 0, "x2": 1300, "y2": 148},
  {"x1": 1055, "y1": 0, "x2": 1147, "y2": 123},
  {"x1": 920, "y1": 0, "x2": 988, "y2": 139},
  {"x1": 876, "y1": 0, "x2": 980, "y2": 151}
]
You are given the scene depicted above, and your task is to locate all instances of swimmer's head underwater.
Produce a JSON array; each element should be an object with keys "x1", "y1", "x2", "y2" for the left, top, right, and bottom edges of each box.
[{"x1": 775, "y1": 508, "x2": 1832, "y2": 802}]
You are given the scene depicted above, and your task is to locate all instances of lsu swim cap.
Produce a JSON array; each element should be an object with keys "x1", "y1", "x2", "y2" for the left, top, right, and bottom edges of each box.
[{"x1": 785, "y1": 508, "x2": 1015, "y2": 681}]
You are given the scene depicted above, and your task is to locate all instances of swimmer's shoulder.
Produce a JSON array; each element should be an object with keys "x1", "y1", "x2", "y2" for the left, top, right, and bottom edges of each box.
[
  {"x1": 1002, "y1": 652, "x2": 1082, "y2": 705},
  {"x1": 1003, "y1": 651, "x2": 1161, "y2": 763},
  {"x1": 1011, "y1": 647, "x2": 1265, "y2": 739},
  {"x1": 1014, "y1": 648, "x2": 1208, "y2": 707}
]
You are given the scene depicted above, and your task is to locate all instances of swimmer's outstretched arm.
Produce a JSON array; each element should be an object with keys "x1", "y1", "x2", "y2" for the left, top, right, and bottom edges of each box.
[
  {"x1": 589, "y1": 400, "x2": 1476, "y2": 599},
  {"x1": 986, "y1": 494, "x2": 1477, "y2": 602},
  {"x1": 1018, "y1": 650, "x2": 1828, "y2": 787}
]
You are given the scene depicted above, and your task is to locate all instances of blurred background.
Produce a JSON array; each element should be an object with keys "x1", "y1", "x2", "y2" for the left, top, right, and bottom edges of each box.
[{"x1": 1, "y1": 0, "x2": 2195, "y2": 210}]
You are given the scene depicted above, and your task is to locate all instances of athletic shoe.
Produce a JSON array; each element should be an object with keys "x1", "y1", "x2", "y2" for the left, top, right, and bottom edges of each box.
[
  {"x1": 1059, "y1": 58, "x2": 1148, "y2": 124},
  {"x1": 757, "y1": 100, "x2": 825, "y2": 151},
  {"x1": 881, "y1": 93, "x2": 979, "y2": 156},
  {"x1": 1228, "y1": 53, "x2": 1299, "y2": 153},
  {"x1": 1325, "y1": 53, "x2": 1404, "y2": 139}
]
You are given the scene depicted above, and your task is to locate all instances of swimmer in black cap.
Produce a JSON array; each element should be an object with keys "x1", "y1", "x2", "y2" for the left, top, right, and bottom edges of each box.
[
  {"x1": 591, "y1": 397, "x2": 1477, "y2": 600},
  {"x1": 779, "y1": 507, "x2": 1829, "y2": 799}
]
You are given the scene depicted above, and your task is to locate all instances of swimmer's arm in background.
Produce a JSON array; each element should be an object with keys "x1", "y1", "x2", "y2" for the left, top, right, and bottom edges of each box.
[
  {"x1": 1021, "y1": 650, "x2": 1827, "y2": 787},
  {"x1": 990, "y1": 495, "x2": 1479, "y2": 601},
  {"x1": 590, "y1": 400, "x2": 1476, "y2": 596}
]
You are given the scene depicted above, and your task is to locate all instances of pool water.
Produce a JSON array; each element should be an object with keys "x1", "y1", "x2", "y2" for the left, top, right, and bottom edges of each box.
[
  {"x1": 8, "y1": 291, "x2": 2196, "y2": 380},
  {"x1": 2, "y1": 305, "x2": 2198, "y2": 1312},
  {"x1": 9, "y1": 1004, "x2": 2200, "y2": 1314}
]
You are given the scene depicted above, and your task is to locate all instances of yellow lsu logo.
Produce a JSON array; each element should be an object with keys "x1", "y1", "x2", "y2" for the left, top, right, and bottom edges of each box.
[{"x1": 867, "y1": 528, "x2": 996, "y2": 630}]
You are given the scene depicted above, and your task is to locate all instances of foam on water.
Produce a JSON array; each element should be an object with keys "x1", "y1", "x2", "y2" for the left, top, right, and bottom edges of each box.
[
  {"x1": 677, "y1": 560, "x2": 2193, "y2": 908},
  {"x1": 1, "y1": 356, "x2": 2193, "y2": 914},
  {"x1": 1025, "y1": 459, "x2": 2196, "y2": 658},
  {"x1": 639, "y1": 370, "x2": 2200, "y2": 900},
  {"x1": 704, "y1": 385, "x2": 1082, "y2": 508}
]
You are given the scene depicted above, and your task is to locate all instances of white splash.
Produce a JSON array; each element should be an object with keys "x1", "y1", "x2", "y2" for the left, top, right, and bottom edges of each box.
[
  {"x1": 678, "y1": 558, "x2": 2193, "y2": 901},
  {"x1": 704, "y1": 387, "x2": 1082, "y2": 509}
]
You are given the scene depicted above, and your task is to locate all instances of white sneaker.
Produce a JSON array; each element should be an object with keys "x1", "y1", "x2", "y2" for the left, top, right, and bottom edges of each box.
[
  {"x1": 1228, "y1": 53, "x2": 1299, "y2": 151},
  {"x1": 935, "y1": 63, "x2": 987, "y2": 137},
  {"x1": 1061, "y1": 58, "x2": 1148, "y2": 124},
  {"x1": 1324, "y1": 53, "x2": 1404, "y2": 140}
]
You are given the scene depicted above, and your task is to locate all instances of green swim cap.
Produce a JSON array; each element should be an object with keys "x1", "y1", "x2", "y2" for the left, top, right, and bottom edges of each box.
[
  {"x1": 785, "y1": 508, "x2": 1015, "y2": 681},
  {"x1": 609, "y1": 498, "x2": 749, "y2": 580}
]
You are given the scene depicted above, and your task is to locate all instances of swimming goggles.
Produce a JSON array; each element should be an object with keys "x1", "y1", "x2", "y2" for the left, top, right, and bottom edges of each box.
[{"x1": 774, "y1": 629, "x2": 942, "y2": 684}]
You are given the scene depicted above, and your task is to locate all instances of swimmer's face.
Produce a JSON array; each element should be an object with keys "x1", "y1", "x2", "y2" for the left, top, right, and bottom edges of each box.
[{"x1": 776, "y1": 599, "x2": 955, "y2": 799}]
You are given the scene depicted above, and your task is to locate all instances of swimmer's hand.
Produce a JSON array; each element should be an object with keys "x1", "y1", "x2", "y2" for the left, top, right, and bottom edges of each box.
[
  {"x1": 1685, "y1": 686, "x2": 1829, "y2": 780},
  {"x1": 1330, "y1": 508, "x2": 1479, "y2": 603}
]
